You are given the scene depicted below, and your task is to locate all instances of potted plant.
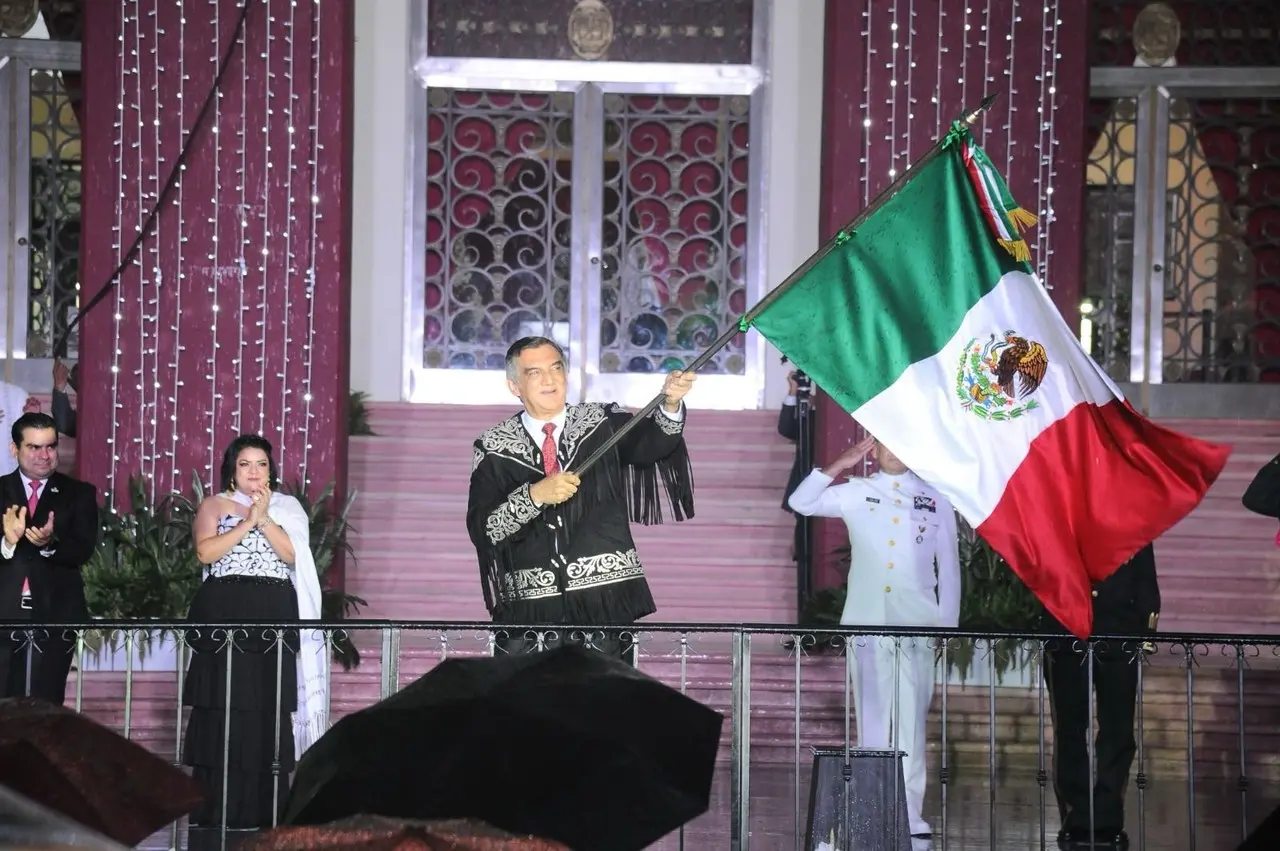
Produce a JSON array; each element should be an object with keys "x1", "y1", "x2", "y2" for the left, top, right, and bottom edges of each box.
[{"x1": 79, "y1": 476, "x2": 202, "y2": 672}]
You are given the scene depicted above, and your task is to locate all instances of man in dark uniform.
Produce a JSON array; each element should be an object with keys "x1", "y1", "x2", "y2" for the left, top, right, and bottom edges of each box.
[
  {"x1": 773, "y1": 368, "x2": 814, "y2": 606},
  {"x1": 1242, "y1": 451, "x2": 1279, "y2": 521},
  {"x1": 1044, "y1": 543, "x2": 1161, "y2": 851}
]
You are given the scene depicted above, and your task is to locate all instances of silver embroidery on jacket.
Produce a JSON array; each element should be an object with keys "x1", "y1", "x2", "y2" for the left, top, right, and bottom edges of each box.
[
  {"x1": 565, "y1": 548, "x2": 644, "y2": 591},
  {"x1": 496, "y1": 549, "x2": 647, "y2": 602},
  {"x1": 478, "y1": 417, "x2": 539, "y2": 472},
  {"x1": 560, "y1": 403, "x2": 609, "y2": 465},
  {"x1": 499, "y1": 567, "x2": 560, "y2": 601},
  {"x1": 652, "y1": 406, "x2": 684, "y2": 436},
  {"x1": 484, "y1": 483, "x2": 540, "y2": 546}
]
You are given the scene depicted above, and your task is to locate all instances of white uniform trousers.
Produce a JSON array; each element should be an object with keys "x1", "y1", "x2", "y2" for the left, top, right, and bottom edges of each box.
[{"x1": 849, "y1": 634, "x2": 936, "y2": 836}]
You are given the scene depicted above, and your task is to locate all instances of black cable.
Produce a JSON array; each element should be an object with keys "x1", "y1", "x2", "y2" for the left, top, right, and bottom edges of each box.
[{"x1": 54, "y1": 0, "x2": 256, "y2": 358}]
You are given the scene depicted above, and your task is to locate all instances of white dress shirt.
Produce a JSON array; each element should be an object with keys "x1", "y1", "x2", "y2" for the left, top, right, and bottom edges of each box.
[
  {"x1": 520, "y1": 403, "x2": 686, "y2": 452},
  {"x1": 789, "y1": 468, "x2": 961, "y2": 628},
  {"x1": 2, "y1": 471, "x2": 52, "y2": 561},
  {"x1": 522, "y1": 403, "x2": 685, "y2": 507}
]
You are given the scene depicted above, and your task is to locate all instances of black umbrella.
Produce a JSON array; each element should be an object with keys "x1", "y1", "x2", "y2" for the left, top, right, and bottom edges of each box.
[
  {"x1": 0, "y1": 782, "x2": 128, "y2": 850},
  {"x1": 0, "y1": 697, "x2": 205, "y2": 847},
  {"x1": 237, "y1": 815, "x2": 570, "y2": 851},
  {"x1": 283, "y1": 645, "x2": 723, "y2": 851}
]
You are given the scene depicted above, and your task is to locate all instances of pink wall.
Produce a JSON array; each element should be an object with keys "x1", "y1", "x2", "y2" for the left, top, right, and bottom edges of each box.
[
  {"x1": 79, "y1": 0, "x2": 354, "y2": 575},
  {"x1": 812, "y1": 0, "x2": 1089, "y2": 588}
]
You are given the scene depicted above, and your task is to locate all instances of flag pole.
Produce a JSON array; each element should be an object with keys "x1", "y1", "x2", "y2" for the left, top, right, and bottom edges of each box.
[{"x1": 570, "y1": 93, "x2": 1001, "y2": 478}]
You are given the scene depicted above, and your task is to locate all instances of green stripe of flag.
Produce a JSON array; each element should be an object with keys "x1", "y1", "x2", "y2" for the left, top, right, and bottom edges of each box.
[{"x1": 750, "y1": 142, "x2": 1028, "y2": 414}]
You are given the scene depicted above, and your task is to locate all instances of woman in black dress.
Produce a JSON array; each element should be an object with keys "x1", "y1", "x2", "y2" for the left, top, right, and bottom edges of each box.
[{"x1": 183, "y1": 434, "x2": 328, "y2": 839}]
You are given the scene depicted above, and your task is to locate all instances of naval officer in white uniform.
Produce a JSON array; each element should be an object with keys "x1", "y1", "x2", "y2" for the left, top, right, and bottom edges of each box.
[{"x1": 789, "y1": 434, "x2": 960, "y2": 838}]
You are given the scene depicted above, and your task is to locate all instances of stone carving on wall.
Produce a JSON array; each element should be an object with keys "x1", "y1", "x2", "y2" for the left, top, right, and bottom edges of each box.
[
  {"x1": 567, "y1": 0, "x2": 614, "y2": 60},
  {"x1": 1132, "y1": 2, "x2": 1181, "y2": 67},
  {"x1": 425, "y1": 0, "x2": 754, "y2": 65},
  {"x1": 0, "y1": 0, "x2": 40, "y2": 37}
]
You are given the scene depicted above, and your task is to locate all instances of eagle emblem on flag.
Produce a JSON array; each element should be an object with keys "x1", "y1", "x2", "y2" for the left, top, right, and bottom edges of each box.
[{"x1": 955, "y1": 331, "x2": 1048, "y2": 421}]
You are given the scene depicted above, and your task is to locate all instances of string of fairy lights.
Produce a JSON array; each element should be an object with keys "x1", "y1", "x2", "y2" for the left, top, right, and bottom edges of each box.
[
  {"x1": 170, "y1": 1, "x2": 188, "y2": 492},
  {"x1": 299, "y1": 0, "x2": 324, "y2": 485},
  {"x1": 1003, "y1": 2, "x2": 1018, "y2": 178},
  {"x1": 104, "y1": 0, "x2": 327, "y2": 496},
  {"x1": 853, "y1": 0, "x2": 1064, "y2": 470},
  {"x1": 206, "y1": 0, "x2": 224, "y2": 482},
  {"x1": 233, "y1": 3, "x2": 248, "y2": 440},
  {"x1": 255, "y1": 0, "x2": 273, "y2": 440},
  {"x1": 131, "y1": 0, "x2": 143, "y2": 485},
  {"x1": 106, "y1": 5, "x2": 130, "y2": 484},
  {"x1": 858, "y1": 0, "x2": 1063, "y2": 279},
  {"x1": 1039, "y1": 0, "x2": 1064, "y2": 290},
  {"x1": 145, "y1": 0, "x2": 162, "y2": 493},
  {"x1": 276, "y1": 0, "x2": 298, "y2": 464}
]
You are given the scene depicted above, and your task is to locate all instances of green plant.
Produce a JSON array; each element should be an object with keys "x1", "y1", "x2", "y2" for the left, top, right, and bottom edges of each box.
[
  {"x1": 81, "y1": 475, "x2": 204, "y2": 657},
  {"x1": 948, "y1": 525, "x2": 1042, "y2": 683},
  {"x1": 349, "y1": 391, "x2": 375, "y2": 436}
]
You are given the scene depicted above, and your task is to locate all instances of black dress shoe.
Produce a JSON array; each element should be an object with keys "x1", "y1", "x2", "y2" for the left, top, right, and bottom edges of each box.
[
  {"x1": 1057, "y1": 828, "x2": 1129, "y2": 850},
  {"x1": 1096, "y1": 828, "x2": 1129, "y2": 849}
]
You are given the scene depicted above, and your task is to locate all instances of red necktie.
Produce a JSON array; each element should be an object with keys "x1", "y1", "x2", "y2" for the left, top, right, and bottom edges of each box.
[
  {"x1": 542, "y1": 423, "x2": 560, "y2": 476},
  {"x1": 20, "y1": 480, "x2": 40, "y2": 605}
]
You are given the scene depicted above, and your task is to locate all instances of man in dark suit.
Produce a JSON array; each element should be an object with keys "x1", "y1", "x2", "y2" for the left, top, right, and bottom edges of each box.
[
  {"x1": 1044, "y1": 543, "x2": 1161, "y2": 851},
  {"x1": 0, "y1": 412, "x2": 99, "y2": 704}
]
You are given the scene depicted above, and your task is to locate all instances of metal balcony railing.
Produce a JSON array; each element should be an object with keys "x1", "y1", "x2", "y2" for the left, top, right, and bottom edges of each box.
[{"x1": 3, "y1": 620, "x2": 1278, "y2": 850}]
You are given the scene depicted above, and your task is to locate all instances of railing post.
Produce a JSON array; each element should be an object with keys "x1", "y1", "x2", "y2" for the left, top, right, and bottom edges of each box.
[
  {"x1": 730, "y1": 629, "x2": 752, "y2": 851},
  {"x1": 380, "y1": 627, "x2": 401, "y2": 700}
]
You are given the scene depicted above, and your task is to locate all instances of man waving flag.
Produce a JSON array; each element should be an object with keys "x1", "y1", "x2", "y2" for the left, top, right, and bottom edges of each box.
[{"x1": 744, "y1": 125, "x2": 1230, "y2": 639}]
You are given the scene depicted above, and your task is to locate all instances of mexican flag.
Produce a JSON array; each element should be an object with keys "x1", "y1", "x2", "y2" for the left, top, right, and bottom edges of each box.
[{"x1": 747, "y1": 127, "x2": 1231, "y2": 638}]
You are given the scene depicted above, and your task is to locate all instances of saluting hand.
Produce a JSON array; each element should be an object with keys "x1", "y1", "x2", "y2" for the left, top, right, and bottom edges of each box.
[
  {"x1": 531, "y1": 472, "x2": 580, "y2": 506},
  {"x1": 827, "y1": 436, "x2": 876, "y2": 476}
]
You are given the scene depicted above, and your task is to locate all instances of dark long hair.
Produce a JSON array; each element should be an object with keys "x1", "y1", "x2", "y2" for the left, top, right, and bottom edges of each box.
[{"x1": 218, "y1": 434, "x2": 280, "y2": 493}]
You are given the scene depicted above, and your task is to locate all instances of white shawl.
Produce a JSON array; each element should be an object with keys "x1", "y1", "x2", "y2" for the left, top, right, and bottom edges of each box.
[{"x1": 268, "y1": 492, "x2": 329, "y2": 759}]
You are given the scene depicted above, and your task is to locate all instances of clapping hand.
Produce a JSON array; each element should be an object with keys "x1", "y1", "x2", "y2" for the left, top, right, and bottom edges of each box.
[
  {"x1": 248, "y1": 486, "x2": 272, "y2": 527},
  {"x1": 3, "y1": 506, "x2": 26, "y2": 547},
  {"x1": 25, "y1": 512, "x2": 54, "y2": 547}
]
